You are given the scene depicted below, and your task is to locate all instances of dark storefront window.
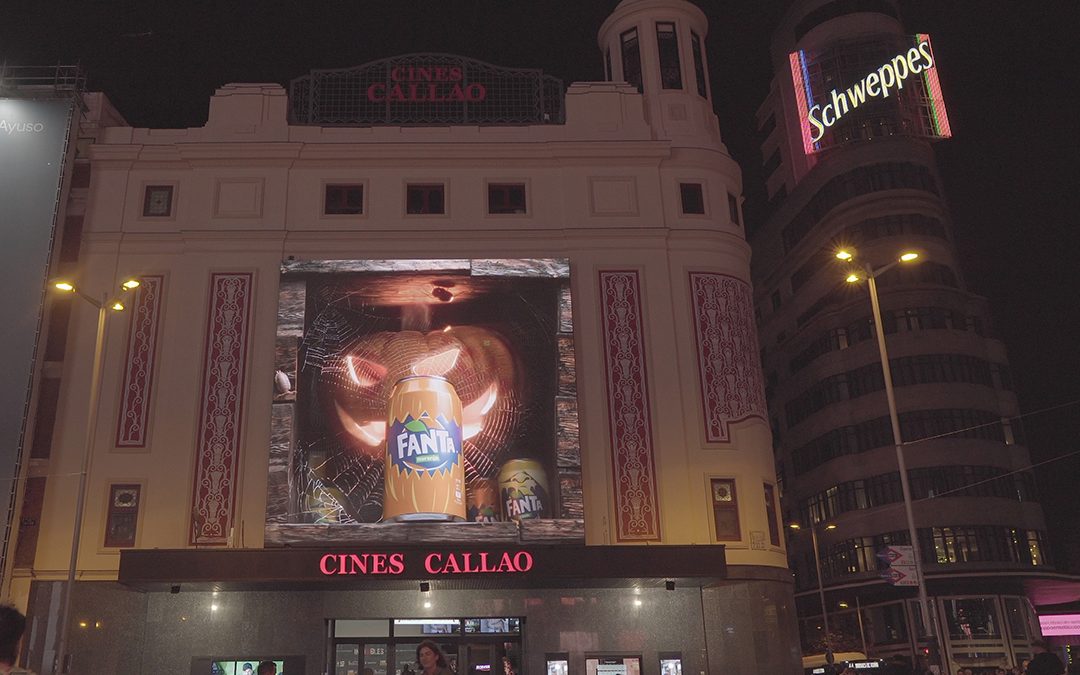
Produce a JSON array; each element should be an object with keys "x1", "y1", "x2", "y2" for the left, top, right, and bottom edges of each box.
[
  {"x1": 620, "y1": 28, "x2": 643, "y2": 92},
  {"x1": 656, "y1": 22, "x2": 683, "y2": 89},
  {"x1": 941, "y1": 598, "x2": 1001, "y2": 640}
]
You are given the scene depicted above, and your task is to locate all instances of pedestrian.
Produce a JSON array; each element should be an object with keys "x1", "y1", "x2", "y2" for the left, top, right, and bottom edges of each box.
[
  {"x1": 0, "y1": 605, "x2": 33, "y2": 675},
  {"x1": 1027, "y1": 641, "x2": 1065, "y2": 675},
  {"x1": 257, "y1": 661, "x2": 277, "y2": 675},
  {"x1": 416, "y1": 641, "x2": 453, "y2": 675}
]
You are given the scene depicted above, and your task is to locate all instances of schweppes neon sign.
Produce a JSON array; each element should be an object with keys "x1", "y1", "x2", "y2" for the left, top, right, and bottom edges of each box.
[{"x1": 789, "y1": 34, "x2": 952, "y2": 154}]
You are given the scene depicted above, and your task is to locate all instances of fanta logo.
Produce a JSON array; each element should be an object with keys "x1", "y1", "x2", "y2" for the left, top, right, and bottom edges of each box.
[{"x1": 390, "y1": 414, "x2": 461, "y2": 474}]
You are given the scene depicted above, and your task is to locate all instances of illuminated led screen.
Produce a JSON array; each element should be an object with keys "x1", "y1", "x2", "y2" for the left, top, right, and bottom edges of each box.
[
  {"x1": 789, "y1": 34, "x2": 952, "y2": 154},
  {"x1": 266, "y1": 259, "x2": 580, "y2": 543},
  {"x1": 1039, "y1": 614, "x2": 1080, "y2": 636}
]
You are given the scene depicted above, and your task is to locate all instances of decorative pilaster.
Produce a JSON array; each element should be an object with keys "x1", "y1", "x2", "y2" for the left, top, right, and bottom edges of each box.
[
  {"x1": 114, "y1": 275, "x2": 164, "y2": 448},
  {"x1": 599, "y1": 270, "x2": 661, "y2": 542},
  {"x1": 689, "y1": 272, "x2": 767, "y2": 442},
  {"x1": 190, "y1": 273, "x2": 254, "y2": 545}
]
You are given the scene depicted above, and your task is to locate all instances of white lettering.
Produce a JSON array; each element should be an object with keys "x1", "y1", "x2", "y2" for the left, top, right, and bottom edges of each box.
[
  {"x1": 808, "y1": 104, "x2": 826, "y2": 142},
  {"x1": 0, "y1": 120, "x2": 46, "y2": 134}
]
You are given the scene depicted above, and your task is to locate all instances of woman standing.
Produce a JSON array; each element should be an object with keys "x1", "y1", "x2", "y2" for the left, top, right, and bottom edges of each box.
[{"x1": 416, "y1": 640, "x2": 454, "y2": 675}]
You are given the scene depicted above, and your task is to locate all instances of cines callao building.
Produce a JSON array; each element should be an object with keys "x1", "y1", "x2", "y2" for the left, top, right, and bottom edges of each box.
[{"x1": 2, "y1": 1, "x2": 805, "y2": 674}]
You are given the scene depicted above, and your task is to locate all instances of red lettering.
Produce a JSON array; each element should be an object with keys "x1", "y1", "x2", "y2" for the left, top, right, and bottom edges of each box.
[
  {"x1": 433, "y1": 67, "x2": 448, "y2": 81},
  {"x1": 514, "y1": 551, "x2": 534, "y2": 572},
  {"x1": 347, "y1": 554, "x2": 367, "y2": 574},
  {"x1": 387, "y1": 84, "x2": 406, "y2": 101},
  {"x1": 371, "y1": 553, "x2": 387, "y2": 574},
  {"x1": 320, "y1": 554, "x2": 338, "y2": 576},
  {"x1": 442, "y1": 554, "x2": 461, "y2": 574},
  {"x1": 425, "y1": 553, "x2": 442, "y2": 574},
  {"x1": 497, "y1": 552, "x2": 515, "y2": 573},
  {"x1": 449, "y1": 67, "x2": 463, "y2": 80},
  {"x1": 417, "y1": 67, "x2": 431, "y2": 81},
  {"x1": 388, "y1": 553, "x2": 405, "y2": 575},
  {"x1": 390, "y1": 67, "x2": 403, "y2": 82},
  {"x1": 367, "y1": 83, "x2": 385, "y2": 102},
  {"x1": 479, "y1": 552, "x2": 493, "y2": 572}
]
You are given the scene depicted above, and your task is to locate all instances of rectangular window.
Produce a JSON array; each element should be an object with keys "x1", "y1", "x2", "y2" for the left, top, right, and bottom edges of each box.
[
  {"x1": 620, "y1": 28, "x2": 643, "y2": 93},
  {"x1": 764, "y1": 483, "x2": 780, "y2": 546},
  {"x1": 728, "y1": 192, "x2": 741, "y2": 225},
  {"x1": 679, "y1": 182, "x2": 705, "y2": 214},
  {"x1": 406, "y1": 184, "x2": 445, "y2": 214},
  {"x1": 710, "y1": 478, "x2": 740, "y2": 541},
  {"x1": 691, "y1": 31, "x2": 708, "y2": 97},
  {"x1": 104, "y1": 484, "x2": 141, "y2": 548},
  {"x1": 142, "y1": 185, "x2": 174, "y2": 217},
  {"x1": 488, "y1": 183, "x2": 527, "y2": 214},
  {"x1": 324, "y1": 184, "x2": 364, "y2": 215},
  {"x1": 656, "y1": 22, "x2": 683, "y2": 89},
  {"x1": 605, "y1": 49, "x2": 613, "y2": 81}
]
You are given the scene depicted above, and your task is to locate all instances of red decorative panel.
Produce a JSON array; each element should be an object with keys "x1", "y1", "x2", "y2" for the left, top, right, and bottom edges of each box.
[
  {"x1": 599, "y1": 270, "x2": 661, "y2": 542},
  {"x1": 689, "y1": 272, "x2": 767, "y2": 442},
  {"x1": 190, "y1": 273, "x2": 254, "y2": 545},
  {"x1": 115, "y1": 275, "x2": 164, "y2": 448}
]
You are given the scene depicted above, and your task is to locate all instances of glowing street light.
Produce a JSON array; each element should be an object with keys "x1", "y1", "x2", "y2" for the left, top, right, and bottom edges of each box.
[{"x1": 51, "y1": 276, "x2": 140, "y2": 675}]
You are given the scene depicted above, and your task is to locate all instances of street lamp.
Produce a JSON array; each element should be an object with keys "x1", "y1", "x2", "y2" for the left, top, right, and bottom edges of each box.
[
  {"x1": 50, "y1": 277, "x2": 139, "y2": 675},
  {"x1": 789, "y1": 521, "x2": 838, "y2": 653},
  {"x1": 835, "y1": 248, "x2": 940, "y2": 659}
]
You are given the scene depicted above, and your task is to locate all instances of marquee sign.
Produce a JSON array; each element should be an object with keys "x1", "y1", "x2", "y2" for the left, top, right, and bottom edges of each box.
[
  {"x1": 289, "y1": 53, "x2": 564, "y2": 126},
  {"x1": 789, "y1": 34, "x2": 951, "y2": 154}
]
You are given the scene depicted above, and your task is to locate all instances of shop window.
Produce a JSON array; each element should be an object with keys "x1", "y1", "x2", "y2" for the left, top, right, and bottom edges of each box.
[
  {"x1": 710, "y1": 478, "x2": 740, "y2": 541},
  {"x1": 406, "y1": 184, "x2": 445, "y2": 214},
  {"x1": 764, "y1": 483, "x2": 780, "y2": 546},
  {"x1": 325, "y1": 184, "x2": 364, "y2": 215},
  {"x1": 679, "y1": 183, "x2": 705, "y2": 214},
  {"x1": 942, "y1": 597, "x2": 1001, "y2": 640},
  {"x1": 728, "y1": 192, "x2": 740, "y2": 225},
  {"x1": 142, "y1": 185, "x2": 174, "y2": 217},
  {"x1": 488, "y1": 183, "x2": 527, "y2": 214},
  {"x1": 103, "y1": 483, "x2": 141, "y2": 548},
  {"x1": 691, "y1": 31, "x2": 708, "y2": 97},
  {"x1": 620, "y1": 28, "x2": 643, "y2": 92},
  {"x1": 863, "y1": 602, "x2": 909, "y2": 645},
  {"x1": 656, "y1": 22, "x2": 682, "y2": 89}
]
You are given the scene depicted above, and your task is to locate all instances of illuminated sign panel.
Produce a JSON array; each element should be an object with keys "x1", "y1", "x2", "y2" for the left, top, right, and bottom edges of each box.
[
  {"x1": 789, "y1": 34, "x2": 952, "y2": 154},
  {"x1": 1039, "y1": 614, "x2": 1080, "y2": 636},
  {"x1": 289, "y1": 53, "x2": 564, "y2": 126}
]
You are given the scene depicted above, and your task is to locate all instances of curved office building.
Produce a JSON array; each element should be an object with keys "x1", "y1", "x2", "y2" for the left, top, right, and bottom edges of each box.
[{"x1": 751, "y1": 0, "x2": 1054, "y2": 671}]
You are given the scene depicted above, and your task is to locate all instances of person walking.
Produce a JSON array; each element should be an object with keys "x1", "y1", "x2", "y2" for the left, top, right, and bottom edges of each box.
[
  {"x1": 416, "y1": 641, "x2": 453, "y2": 675},
  {"x1": 1027, "y1": 641, "x2": 1065, "y2": 675},
  {"x1": 0, "y1": 605, "x2": 33, "y2": 675}
]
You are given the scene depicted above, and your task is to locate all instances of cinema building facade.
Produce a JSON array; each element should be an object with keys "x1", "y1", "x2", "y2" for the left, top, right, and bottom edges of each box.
[{"x1": 5, "y1": 1, "x2": 803, "y2": 673}]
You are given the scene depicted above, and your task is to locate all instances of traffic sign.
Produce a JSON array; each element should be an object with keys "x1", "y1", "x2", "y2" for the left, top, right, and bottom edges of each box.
[{"x1": 875, "y1": 545, "x2": 914, "y2": 566}]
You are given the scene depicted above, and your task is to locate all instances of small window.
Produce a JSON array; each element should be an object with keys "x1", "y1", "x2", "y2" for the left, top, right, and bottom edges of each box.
[
  {"x1": 680, "y1": 183, "x2": 705, "y2": 214},
  {"x1": 656, "y1": 22, "x2": 683, "y2": 90},
  {"x1": 728, "y1": 192, "x2": 741, "y2": 225},
  {"x1": 764, "y1": 483, "x2": 781, "y2": 546},
  {"x1": 691, "y1": 31, "x2": 708, "y2": 98},
  {"x1": 406, "y1": 184, "x2": 445, "y2": 215},
  {"x1": 488, "y1": 183, "x2": 527, "y2": 214},
  {"x1": 711, "y1": 478, "x2": 740, "y2": 541},
  {"x1": 324, "y1": 184, "x2": 364, "y2": 215},
  {"x1": 104, "y1": 484, "x2": 141, "y2": 548},
  {"x1": 142, "y1": 185, "x2": 174, "y2": 217},
  {"x1": 771, "y1": 290, "x2": 782, "y2": 310},
  {"x1": 620, "y1": 28, "x2": 642, "y2": 93},
  {"x1": 605, "y1": 49, "x2": 613, "y2": 81}
]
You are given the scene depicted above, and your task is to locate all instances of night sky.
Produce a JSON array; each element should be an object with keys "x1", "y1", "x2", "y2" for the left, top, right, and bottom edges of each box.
[{"x1": 4, "y1": 1, "x2": 1079, "y2": 566}]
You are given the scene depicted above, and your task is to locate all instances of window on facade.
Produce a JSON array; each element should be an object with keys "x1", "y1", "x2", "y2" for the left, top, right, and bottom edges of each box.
[
  {"x1": 941, "y1": 597, "x2": 1001, "y2": 640},
  {"x1": 488, "y1": 183, "x2": 527, "y2": 214},
  {"x1": 656, "y1": 22, "x2": 683, "y2": 89},
  {"x1": 406, "y1": 184, "x2": 445, "y2": 214},
  {"x1": 679, "y1": 183, "x2": 705, "y2": 214},
  {"x1": 770, "y1": 290, "x2": 782, "y2": 311},
  {"x1": 727, "y1": 192, "x2": 740, "y2": 226},
  {"x1": 710, "y1": 479, "x2": 740, "y2": 541},
  {"x1": 764, "y1": 483, "x2": 780, "y2": 546},
  {"x1": 620, "y1": 28, "x2": 643, "y2": 92},
  {"x1": 690, "y1": 31, "x2": 708, "y2": 97},
  {"x1": 605, "y1": 49, "x2": 613, "y2": 81},
  {"x1": 864, "y1": 603, "x2": 909, "y2": 645},
  {"x1": 324, "y1": 184, "x2": 364, "y2": 215},
  {"x1": 142, "y1": 185, "x2": 174, "y2": 217},
  {"x1": 104, "y1": 484, "x2": 141, "y2": 548}
]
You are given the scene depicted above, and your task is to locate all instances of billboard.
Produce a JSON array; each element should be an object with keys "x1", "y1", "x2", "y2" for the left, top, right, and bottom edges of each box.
[
  {"x1": 0, "y1": 97, "x2": 75, "y2": 570},
  {"x1": 266, "y1": 258, "x2": 582, "y2": 545},
  {"x1": 1039, "y1": 614, "x2": 1080, "y2": 636},
  {"x1": 789, "y1": 34, "x2": 951, "y2": 154}
]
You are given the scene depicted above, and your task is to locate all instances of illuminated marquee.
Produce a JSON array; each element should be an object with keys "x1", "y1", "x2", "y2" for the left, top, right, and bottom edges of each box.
[
  {"x1": 318, "y1": 550, "x2": 535, "y2": 576},
  {"x1": 789, "y1": 34, "x2": 952, "y2": 154}
]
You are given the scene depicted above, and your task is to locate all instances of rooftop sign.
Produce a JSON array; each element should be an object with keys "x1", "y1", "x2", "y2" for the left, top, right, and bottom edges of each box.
[
  {"x1": 288, "y1": 53, "x2": 564, "y2": 126},
  {"x1": 789, "y1": 34, "x2": 952, "y2": 154}
]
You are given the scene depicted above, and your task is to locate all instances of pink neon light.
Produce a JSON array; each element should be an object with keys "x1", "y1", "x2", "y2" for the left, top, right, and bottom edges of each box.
[
  {"x1": 918, "y1": 34, "x2": 953, "y2": 138},
  {"x1": 1039, "y1": 614, "x2": 1080, "y2": 636},
  {"x1": 789, "y1": 51, "x2": 815, "y2": 154}
]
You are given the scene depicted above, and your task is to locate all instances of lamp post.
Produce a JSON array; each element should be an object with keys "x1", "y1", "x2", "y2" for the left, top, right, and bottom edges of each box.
[
  {"x1": 789, "y1": 521, "x2": 838, "y2": 655},
  {"x1": 50, "y1": 278, "x2": 138, "y2": 675},
  {"x1": 837, "y1": 248, "x2": 939, "y2": 662}
]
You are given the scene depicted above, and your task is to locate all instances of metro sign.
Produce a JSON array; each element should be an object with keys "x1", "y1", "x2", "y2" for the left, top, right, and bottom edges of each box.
[
  {"x1": 880, "y1": 567, "x2": 910, "y2": 585},
  {"x1": 875, "y1": 545, "x2": 914, "y2": 566}
]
